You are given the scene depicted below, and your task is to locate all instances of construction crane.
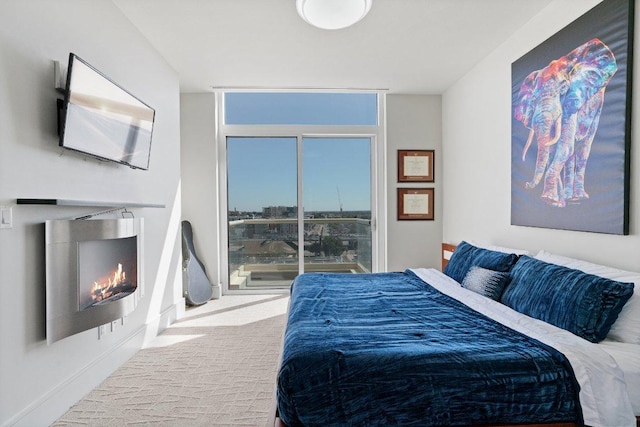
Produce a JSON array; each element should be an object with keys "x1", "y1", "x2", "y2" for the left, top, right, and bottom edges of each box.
[{"x1": 336, "y1": 186, "x2": 343, "y2": 216}]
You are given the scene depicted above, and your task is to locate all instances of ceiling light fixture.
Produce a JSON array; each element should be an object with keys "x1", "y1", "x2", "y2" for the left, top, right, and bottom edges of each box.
[{"x1": 296, "y1": 0, "x2": 372, "y2": 30}]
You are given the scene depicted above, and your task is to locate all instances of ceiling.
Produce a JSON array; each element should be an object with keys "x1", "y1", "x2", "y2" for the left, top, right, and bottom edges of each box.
[{"x1": 112, "y1": 0, "x2": 554, "y2": 94}]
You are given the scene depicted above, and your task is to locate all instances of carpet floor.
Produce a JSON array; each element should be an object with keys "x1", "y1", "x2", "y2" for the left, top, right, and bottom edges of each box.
[{"x1": 53, "y1": 294, "x2": 289, "y2": 427}]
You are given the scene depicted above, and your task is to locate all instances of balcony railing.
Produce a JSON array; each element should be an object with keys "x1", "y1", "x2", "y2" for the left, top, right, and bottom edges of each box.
[{"x1": 228, "y1": 217, "x2": 371, "y2": 289}]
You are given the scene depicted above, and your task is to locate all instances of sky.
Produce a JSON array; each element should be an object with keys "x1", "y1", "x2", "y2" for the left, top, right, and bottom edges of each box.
[
  {"x1": 224, "y1": 92, "x2": 377, "y2": 126},
  {"x1": 225, "y1": 93, "x2": 376, "y2": 213},
  {"x1": 227, "y1": 137, "x2": 371, "y2": 212}
]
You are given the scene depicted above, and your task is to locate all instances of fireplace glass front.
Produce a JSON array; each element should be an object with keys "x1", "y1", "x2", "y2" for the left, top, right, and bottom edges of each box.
[{"x1": 78, "y1": 236, "x2": 138, "y2": 311}]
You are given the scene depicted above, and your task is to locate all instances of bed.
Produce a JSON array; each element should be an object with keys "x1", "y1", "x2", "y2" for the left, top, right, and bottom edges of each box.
[{"x1": 276, "y1": 241, "x2": 640, "y2": 427}]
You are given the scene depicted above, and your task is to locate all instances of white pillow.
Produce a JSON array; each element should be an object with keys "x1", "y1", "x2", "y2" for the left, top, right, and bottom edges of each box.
[
  {"x1": 468, "y1": 241, "x2": 530, "y2": 256},
  {"x1": 534, "y1": 250, "x2": 640, "y2": 344}
]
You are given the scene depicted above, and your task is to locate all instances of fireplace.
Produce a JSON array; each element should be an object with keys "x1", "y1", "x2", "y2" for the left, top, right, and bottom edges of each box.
[{"x1": 45, "y1": 218, "x2": 143, "y2": 344}]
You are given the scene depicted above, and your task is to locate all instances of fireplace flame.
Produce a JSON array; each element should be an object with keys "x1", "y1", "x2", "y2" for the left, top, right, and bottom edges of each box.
[
  {"x1": 90, "y1": 263, "x2": 131, "y2": 303},
  {"x1": 109, "y1": 263, "x2": 126, "y2": 287}
]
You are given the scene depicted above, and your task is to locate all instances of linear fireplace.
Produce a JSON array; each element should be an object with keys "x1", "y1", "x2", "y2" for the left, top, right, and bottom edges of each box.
[{"x1": 45, "y1": 218, "x2": 143, "y2": 344}]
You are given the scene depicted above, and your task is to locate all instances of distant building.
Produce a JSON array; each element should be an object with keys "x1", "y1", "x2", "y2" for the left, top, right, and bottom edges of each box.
[{"x1": 262, "y1": 205, "x2": 297, "y2": 218}]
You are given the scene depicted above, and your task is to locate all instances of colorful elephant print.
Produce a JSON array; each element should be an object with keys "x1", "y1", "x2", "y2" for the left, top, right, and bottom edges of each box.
[{"x1": 514, "y1": 38, "x2": 617, "y2": 207}]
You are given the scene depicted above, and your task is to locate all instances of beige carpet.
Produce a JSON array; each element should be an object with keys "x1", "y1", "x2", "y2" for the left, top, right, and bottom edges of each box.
[{"x1": 53, "y1": 294, "x2": 289, "y2": 427}]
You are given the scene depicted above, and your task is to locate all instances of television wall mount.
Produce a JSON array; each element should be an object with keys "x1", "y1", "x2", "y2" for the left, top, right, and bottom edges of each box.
[{"x1": 53, "y1": 60, "x2": 66, "y2": 95}]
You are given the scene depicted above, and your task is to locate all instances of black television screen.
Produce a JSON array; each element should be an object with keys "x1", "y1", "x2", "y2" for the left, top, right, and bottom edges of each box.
[{"x1": 59, "y1": 53, "x2": 155, "y2": 170}]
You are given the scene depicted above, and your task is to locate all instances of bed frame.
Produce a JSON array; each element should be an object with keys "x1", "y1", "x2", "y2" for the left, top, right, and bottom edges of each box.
[
  {"x1": 441, "y1": 242, "x2": 458, "y2": 271},
  {"x1": 276, "y1": 417, "x2": 640, "y2": 427},
  {"x1": 272, "y1": 243, "x2": 640, "y2": 427},
  {"x1": 276, "y1": 416, "x2": 585, "y2": 427}
]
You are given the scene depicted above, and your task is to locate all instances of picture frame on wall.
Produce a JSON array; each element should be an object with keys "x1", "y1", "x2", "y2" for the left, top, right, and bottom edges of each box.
[
  {"x1": 511, "y1": 0, "x2": 633, "y2": 235},
  {"x1": 397, "y1": 188, "x2": 434, "y2": 220},
  {"x1": 398, "y1": 149, "x2": 434, "y2": 182}
]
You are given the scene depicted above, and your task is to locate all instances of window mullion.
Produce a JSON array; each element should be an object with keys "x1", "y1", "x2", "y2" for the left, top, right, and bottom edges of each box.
[
  {"x1": 222, "y1": 124, "x2": 378, "y2": 138},
  {"x1": 297, "y1": 135, "x2": 304, "y2": 275}
]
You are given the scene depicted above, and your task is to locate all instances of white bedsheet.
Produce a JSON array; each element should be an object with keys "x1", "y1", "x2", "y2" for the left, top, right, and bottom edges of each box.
[
  {"x1": 411, "y1": 268, "x2": 636, "y2": 427},
  {"x1": 599, "y1": 339, "x2": 640, "y2": 416}
]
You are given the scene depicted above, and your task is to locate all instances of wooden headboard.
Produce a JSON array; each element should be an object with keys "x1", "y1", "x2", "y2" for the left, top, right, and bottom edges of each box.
[{"x1": 441, "y1": 243, "x2": 457, "y2": 271}]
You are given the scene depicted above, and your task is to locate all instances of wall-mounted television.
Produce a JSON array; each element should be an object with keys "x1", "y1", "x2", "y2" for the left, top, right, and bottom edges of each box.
[{"x1": 59, "y1": 53, "x2": 155, "y2": 170}]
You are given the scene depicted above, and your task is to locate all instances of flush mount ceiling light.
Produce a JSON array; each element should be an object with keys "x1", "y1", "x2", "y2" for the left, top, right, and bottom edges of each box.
[{"x1": 296, "y1": 0, "x2": 372, "y2": 30}]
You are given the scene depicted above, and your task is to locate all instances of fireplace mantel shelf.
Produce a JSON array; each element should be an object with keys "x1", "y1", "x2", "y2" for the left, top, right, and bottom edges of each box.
[{"x1": 17, "y1": 198, "x2": 165, "y2": 208}]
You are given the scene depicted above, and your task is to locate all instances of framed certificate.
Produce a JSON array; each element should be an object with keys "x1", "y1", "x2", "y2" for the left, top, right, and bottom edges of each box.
[
  {"x1": 397, "y1": 188, "x2": 434, "y2": 220},
  {"x1": 398, "y1": 150, "x2": 434, "y2": 182}
]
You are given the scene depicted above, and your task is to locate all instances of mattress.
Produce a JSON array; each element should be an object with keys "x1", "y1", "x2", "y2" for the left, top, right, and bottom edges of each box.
[{"x1": 277, "y1": 270, "x2": 582, "y2": 426}]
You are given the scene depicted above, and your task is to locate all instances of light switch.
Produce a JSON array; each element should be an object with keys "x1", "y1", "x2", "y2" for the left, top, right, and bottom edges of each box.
[{"x1": 0, "y1": 207, "x2": 12, "y2": 229}]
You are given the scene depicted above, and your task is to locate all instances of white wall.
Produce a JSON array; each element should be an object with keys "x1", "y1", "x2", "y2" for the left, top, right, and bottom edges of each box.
[
  {"x1": 442, "y1": 0, "x2": 640, "y2": 272},
  {"x1": 0, "y1": 1, "x2": 183, "y2": 425},
  {"x1": 386, "y1": 95, "x2": 443, "y2": 270},
  {"x1": 180, "y1": 93, "x2": 221, "y2": 288}
]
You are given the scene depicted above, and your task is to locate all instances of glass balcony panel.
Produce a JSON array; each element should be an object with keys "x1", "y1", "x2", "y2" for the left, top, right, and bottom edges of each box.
[
  {"x1": 229, "y1": 218, "x2": 371, "y2": 287},
  {"x1": 301, "y1": 218, "x2": 372, "y2": 274}
]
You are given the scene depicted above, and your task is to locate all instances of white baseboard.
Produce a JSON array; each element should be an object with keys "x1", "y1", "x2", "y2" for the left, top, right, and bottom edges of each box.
[
  {"x1": 212, "y1": 283, "x2": 222, "y2": 299},
  {"x1": 6, "y1": 299, "x2": 184, "y2": 427}
]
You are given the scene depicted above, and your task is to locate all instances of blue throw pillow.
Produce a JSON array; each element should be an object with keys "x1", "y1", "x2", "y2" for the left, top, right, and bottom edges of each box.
[
  {"x1": 443, "y1": 241, "x2": 519, "y2": 284},
  {"x1": 501, "y1": 256, "x2": 635, "y2": 343},
  {"x1": 461, "y1": 266, "x2": 511, "y2": 301}
]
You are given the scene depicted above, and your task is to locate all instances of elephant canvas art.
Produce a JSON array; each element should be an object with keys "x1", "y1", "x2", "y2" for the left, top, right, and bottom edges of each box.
[
  {"x1": 514, "y1": 38, "x2": 617, "y2": 208},
  {"x1": 510, "y1": 0, "x2": 632, "y2": 235}
]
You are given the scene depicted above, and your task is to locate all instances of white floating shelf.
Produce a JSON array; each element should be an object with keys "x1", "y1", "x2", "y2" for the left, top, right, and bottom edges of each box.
[{"x1": 16, "y1": 199, "x2": 165, "y2": 208}]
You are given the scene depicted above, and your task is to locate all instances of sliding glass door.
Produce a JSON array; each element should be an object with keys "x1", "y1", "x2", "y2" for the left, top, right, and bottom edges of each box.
[
  {"x1": 226, "y1": 136, "x2": 372, "y2": 290},
  {"x1": 227, "y1": 137, "x2": 298, "y2": 289},
  {"x1": 302, "y1": 137, "x2": 372, "y2": 274}
]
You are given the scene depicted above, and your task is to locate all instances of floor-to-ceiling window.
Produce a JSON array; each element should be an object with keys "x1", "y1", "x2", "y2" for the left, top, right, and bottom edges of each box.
[{"x1": 219, "y1": 91, "x2": 385, "y2": 292}]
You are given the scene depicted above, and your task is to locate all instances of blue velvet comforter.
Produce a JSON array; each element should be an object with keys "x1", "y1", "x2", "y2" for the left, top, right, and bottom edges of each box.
[{"x1": 277, "y1": 271, "x2": 582, "y2": 426}]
